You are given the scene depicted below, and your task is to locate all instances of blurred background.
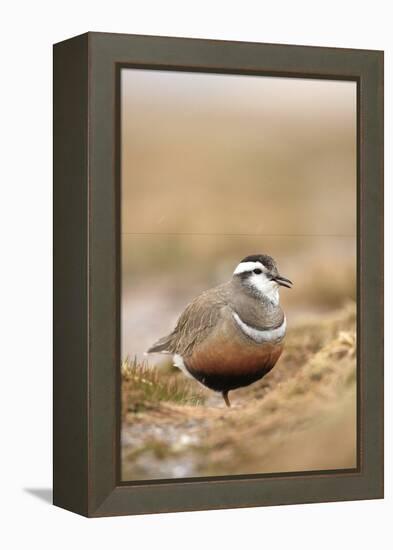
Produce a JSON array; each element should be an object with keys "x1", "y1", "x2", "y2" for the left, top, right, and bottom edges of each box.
[{"x1": 121, "y1": 69, "x2": 356, "y2": 360}]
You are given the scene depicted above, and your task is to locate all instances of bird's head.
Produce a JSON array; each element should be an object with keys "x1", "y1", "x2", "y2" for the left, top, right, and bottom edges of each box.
[{"x1": 233, "y1": 254, "x2": 293, "y2": 304}]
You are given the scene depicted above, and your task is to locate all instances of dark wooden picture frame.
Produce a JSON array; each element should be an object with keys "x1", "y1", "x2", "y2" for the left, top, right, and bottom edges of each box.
[{"x1": 53, "y1": 32, "x2": 383, "y2": 517}]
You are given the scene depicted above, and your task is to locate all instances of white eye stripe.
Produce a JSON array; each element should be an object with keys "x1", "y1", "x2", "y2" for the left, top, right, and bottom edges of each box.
[{"x1": 233, "y1": 261, "x2": 267, "y2": 275}]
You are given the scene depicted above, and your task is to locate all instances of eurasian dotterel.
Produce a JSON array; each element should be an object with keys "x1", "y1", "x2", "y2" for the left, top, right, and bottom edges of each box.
[{"x1": 147, "y1": 254, "x2": 293, "y2": 406}]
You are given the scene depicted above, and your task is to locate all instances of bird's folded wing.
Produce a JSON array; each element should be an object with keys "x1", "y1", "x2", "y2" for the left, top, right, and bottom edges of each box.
[{"x1": 148, "y1": 287, "x2": 228, "y2": 356}]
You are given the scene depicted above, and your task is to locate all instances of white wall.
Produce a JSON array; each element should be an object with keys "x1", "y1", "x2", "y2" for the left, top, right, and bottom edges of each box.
[{"x1": 1, "y1": 1, "x2": 391, "y2": 548}]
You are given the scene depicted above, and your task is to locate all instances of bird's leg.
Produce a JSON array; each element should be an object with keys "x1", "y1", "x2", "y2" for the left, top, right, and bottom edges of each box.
[{"x1": 222, "y1": 390, "x2": 231, "y2": 408}]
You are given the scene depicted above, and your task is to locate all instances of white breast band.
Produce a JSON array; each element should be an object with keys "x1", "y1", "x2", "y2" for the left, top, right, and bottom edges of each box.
[{"x1": 232, "y1": 312, "x2": 286, "y2": 343}]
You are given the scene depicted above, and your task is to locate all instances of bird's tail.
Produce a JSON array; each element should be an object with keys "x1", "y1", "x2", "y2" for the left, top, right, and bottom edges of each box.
[{"x1": 146, "y1": 334, "x2": 173, "y2": 354}]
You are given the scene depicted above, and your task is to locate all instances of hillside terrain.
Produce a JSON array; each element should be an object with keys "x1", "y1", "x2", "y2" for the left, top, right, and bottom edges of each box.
[{"x1": 121, "y1": 303, "x2": 357, "y2": 480}]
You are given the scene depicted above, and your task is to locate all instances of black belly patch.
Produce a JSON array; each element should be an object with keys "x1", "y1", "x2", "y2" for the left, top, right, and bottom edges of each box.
[{"x1": 185, "y1": 365, "x2": 272, "y2": 392}]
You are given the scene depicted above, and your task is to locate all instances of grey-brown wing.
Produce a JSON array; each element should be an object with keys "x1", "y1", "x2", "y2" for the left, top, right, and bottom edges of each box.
[{"x1": 147, "y1": 285, "x2": 229, "y2": 356}]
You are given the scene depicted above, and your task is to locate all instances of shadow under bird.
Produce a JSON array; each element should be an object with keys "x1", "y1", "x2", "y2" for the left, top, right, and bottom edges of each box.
[{"x1": 147, "y1": 254, "x2": 293, "y2": 407}]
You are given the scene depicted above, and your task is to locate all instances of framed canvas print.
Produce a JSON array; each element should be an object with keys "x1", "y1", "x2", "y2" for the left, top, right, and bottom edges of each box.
[{"x1": 53, "y1": 32, "x2": 383, "y2": 517}]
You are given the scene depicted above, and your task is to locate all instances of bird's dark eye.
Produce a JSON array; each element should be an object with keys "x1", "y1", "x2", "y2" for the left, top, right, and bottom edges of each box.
[{"x1": 253, "y1": 268, "x2": 262, "y2": 275}]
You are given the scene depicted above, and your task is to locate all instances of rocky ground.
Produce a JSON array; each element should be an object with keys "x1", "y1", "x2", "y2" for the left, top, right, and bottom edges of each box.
[{"x1": 121, "y1": 303, "x2": 357, "y2": 481}]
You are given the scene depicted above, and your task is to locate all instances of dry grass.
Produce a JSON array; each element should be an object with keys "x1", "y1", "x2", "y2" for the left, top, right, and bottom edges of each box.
[
  {"x1": 121, "y1": 357, "x2": 206, "y2": 415},
  {"x1": 121, "y1": 303, "x2": 357, "y2": 480}
]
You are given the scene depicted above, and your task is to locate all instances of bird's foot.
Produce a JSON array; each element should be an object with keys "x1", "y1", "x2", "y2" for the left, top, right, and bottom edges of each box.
[{"x1": 222, "y1": 390, "x2": 231, "y2": 408}]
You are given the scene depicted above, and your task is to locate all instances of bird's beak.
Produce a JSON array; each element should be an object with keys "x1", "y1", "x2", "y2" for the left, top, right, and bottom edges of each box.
[{"x1": 274, "y1": 274, "x2": 293, "y2": 289}]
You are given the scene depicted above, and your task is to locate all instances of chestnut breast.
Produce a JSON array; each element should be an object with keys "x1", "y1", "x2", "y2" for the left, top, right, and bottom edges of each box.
[{"x1": 184, "y1": 310, "x2": 284, "y2": 381}]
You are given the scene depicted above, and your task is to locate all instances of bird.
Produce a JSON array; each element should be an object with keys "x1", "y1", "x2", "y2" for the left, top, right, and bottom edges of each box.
[{"x1": 147, "y1": 254, "x2": 292, "y2": 407}]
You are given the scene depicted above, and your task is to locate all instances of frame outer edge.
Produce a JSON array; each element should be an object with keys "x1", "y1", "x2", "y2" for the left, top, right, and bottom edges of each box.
[
  {"x1": 53, "y1": 33, "x2": 90, "y2": 517},
  {"x1": 361, "y1": 50, "x2": 384, "y2": 497}
]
